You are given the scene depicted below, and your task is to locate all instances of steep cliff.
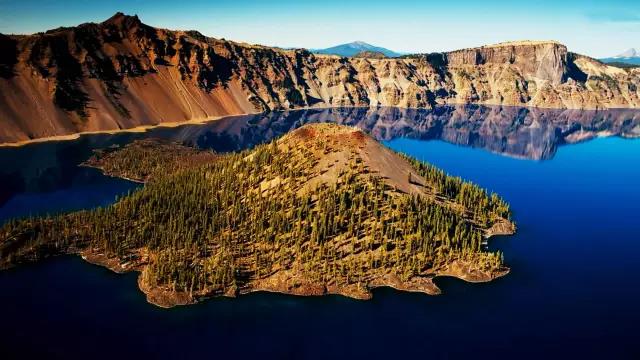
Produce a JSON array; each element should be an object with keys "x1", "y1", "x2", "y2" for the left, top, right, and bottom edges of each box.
[{"x1": 1, "y1": 13, "x2": 639, "y2": 144}]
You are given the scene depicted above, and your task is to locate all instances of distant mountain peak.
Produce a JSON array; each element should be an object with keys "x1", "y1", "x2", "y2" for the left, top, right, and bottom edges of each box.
[
  {"x1": 103, "y1": 12, "x2": 136, "y2": 23},
  {"x1": 313, "y1": 41, "x2": 400, "y2": 58},
  {"x1": 615, "y1": 48, "x2": 639, "y2": 58},
  {"x1": 601, "y1": 48, "x2": 640, "y2": 66},
  {"x1": 102, "y1": 12, "x2": 142, "y2": 29}
]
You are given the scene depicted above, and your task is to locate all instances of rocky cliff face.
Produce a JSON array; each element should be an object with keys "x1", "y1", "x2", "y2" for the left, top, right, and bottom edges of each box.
[
  {"x1": 446, "y1": 41, "x2": 570, "y2": 85},
  {"x1": 1, "y1": 13, "x2": 639, "y2": 144}
]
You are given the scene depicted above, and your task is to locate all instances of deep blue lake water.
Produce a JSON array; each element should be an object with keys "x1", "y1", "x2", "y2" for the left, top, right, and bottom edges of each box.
[{"x1": 0, "y1": 106, "x2": 639, "y2": 359}]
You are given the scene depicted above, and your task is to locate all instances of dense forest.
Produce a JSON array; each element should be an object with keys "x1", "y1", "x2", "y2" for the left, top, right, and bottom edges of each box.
[
  {"x1": 83, "y1": 139, "x2": 218, "y2": 182},
  {"x1": 0, "y1": 124, "x2": 513, "y2": 306}
]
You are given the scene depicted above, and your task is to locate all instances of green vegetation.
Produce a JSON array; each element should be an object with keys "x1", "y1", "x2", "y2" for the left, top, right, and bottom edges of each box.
[
  {"x1": 402, "y1": 155, "x2": 511, "y2": 226},
  {"x1": 0, "y1": 124, "x2": 513, "y2": 306},
  {"x1": 588, "y1": 74, "x2": 621, "y2": 92},
  {"x1": 353, "y1": 51, "x2": 387, "y2": 59},
  {"x1": 84, "y1": 139, "x2": 217, "y2": 182},
  {"x1": 605, "y1": 62, "x2": 640, "y2": 69}
]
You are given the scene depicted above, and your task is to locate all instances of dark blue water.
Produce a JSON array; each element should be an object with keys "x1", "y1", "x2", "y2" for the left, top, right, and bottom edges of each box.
[
  {"x1": 1, "y1": 107, "x2": 639, "y2": 359},
  {"x1": 0, "y1": 167, "x2": 138, "y2": 222}
]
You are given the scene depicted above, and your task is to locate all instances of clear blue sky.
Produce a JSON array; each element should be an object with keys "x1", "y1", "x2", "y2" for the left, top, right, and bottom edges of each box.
[{"x1": 0, "y1": 0, "x2": 638, "y2": 57}]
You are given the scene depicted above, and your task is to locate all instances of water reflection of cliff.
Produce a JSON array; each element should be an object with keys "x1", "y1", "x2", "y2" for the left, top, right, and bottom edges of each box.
[
  {"x1": 167, "y1": 105, "x2": 640, "y2": 160},
  {"x1": 1, "y1": 105, "x2": 639, "y2": 206}
]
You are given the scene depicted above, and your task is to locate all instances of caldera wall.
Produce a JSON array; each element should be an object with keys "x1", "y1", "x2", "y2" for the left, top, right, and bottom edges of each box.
[{"x1": 1, "y1": 13, "x2": 639, "y2": 144}]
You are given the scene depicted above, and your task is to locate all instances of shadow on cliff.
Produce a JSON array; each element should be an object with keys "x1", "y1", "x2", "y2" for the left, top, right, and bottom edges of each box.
[{"x1": 0, "y1": 34, "x2": 18, "y2": 78}]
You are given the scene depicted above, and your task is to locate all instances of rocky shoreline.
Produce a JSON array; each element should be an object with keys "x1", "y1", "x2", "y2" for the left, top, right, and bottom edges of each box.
[{"x1": 78, "y1": 240, "x2": 512, "y2": 308}]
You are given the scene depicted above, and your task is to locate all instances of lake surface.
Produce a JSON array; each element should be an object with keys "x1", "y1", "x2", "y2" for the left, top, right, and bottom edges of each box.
[{"x1": 1, "y1": 106, "x2": 639, "y2": 359}]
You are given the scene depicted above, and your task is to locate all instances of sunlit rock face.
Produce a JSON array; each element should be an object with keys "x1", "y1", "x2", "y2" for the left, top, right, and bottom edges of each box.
[{"x1": 1, "y1": 13, "x2": 640, "y2": 144}]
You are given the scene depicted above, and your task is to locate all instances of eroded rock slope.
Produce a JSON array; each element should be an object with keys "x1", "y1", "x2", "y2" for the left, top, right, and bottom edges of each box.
[{"x1": 1, "y1": 14, "x2": 639, "y2": 143}]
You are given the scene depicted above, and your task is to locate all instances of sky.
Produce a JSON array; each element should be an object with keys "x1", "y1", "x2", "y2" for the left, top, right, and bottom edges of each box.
[{"x1": 0, "y1": 0, "x2": 638, "y2": 58}]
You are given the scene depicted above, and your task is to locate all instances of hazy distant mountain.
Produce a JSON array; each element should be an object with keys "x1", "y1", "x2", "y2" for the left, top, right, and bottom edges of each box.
[
  {"x1": 312, "y1": 41, "x2": 400, "y2": 58},
  {"x1": 600, "y1": 48, "x2": 640, "y2": 65},
  {"x1": 615, "y1": 48, "x2": 639, "y2": 58}
]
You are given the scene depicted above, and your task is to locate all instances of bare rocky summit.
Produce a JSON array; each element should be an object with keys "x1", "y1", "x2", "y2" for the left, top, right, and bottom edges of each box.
[{"x1": 1, "y1": 13, "x2": 639, "y2": 144}]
